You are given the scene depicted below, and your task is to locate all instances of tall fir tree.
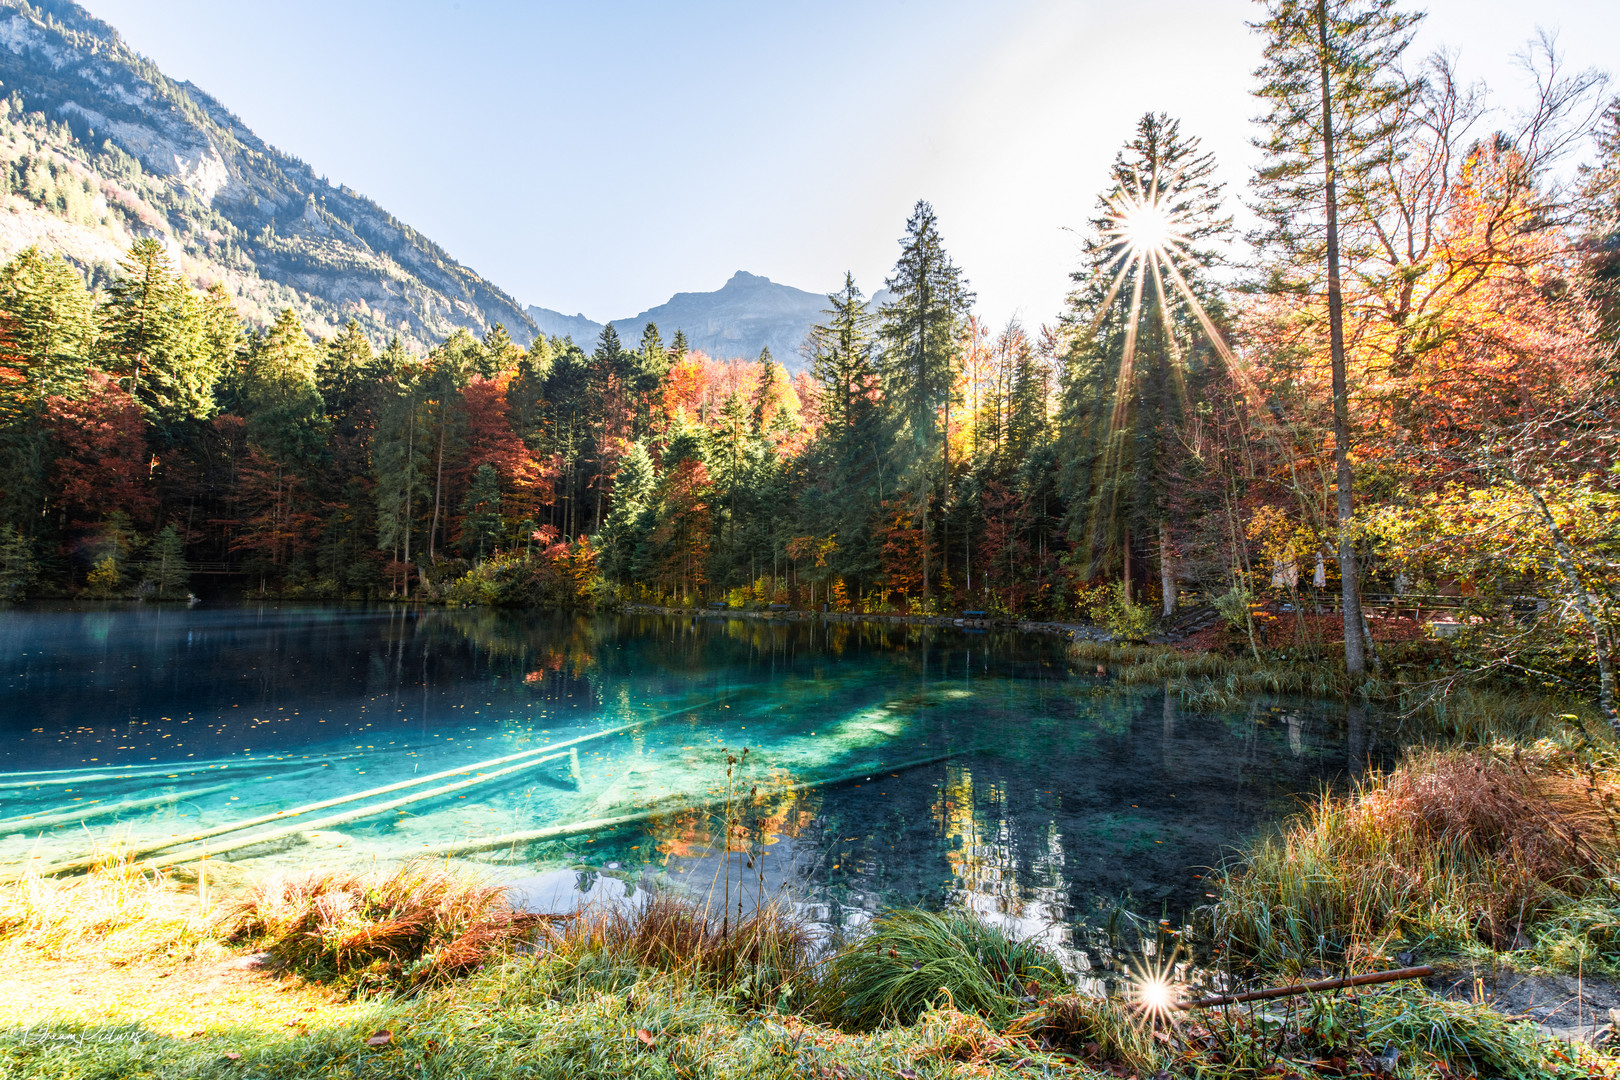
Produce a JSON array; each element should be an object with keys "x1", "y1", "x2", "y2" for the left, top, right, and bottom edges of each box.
[
  {"x1": 98, "y1": 239, "x2": 220, "y2": 431},
  {"x1": 1058, "y1": 113, "x2": 1229, "y2": 612},
  {"x1": 1251, "y1": 0, "x2": 1420, "y2": 676},
  {"x1": 879, "y1": 201, "x2": 974, "y2": 600}
]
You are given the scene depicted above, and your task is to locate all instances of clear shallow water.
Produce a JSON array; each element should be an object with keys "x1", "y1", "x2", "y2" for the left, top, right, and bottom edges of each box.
[{"x1": 0, "y1": 605, "x2": 1380, "y2": 965}]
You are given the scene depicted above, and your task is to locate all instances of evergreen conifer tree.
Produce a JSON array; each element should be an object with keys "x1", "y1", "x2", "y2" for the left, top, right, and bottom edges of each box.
[
  {"x1": 141, "y1": 524, "x2": 189, "y2": 598},
  {"x1": 1057, "y1": 113, "x2": 1229, "y2": 611},
  {"x1": 1251, "y1": 0, "x2": 1420, "y2": 676},
  {"x1": 99, "y1": 238, "x2": 219, "y2": 430},
  {"x1": 879, "y1": 200, "x2": 974, "y2": 600},
  {"x1": 458, "y1": 463, "x2": 503, "y2": 561}
]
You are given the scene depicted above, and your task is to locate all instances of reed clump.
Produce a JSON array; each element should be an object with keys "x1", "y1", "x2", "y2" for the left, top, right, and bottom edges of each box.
[
  {"x1": 816, "y1": 908, "x2": 1066, "y2": 1030},
  {"x1": 1215, "y1": 743, "x2": 1620, "y2": 973},
  {"x1": 555, "y1": 892, "x2": 816, "y2": 1008},
  {"x1": 223, "y1": 860, "x2": 555, "y2": 993}
]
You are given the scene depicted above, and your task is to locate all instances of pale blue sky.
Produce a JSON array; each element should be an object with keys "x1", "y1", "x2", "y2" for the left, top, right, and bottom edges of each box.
[{"x1": 79, "y1": 1, "x2": 1620, "y2": 330}]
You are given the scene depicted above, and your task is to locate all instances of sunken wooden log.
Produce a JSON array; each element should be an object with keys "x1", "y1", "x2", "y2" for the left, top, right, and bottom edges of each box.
[{"x1": 1177, "y1": 966, "x2": 1434, "y2": 1009}]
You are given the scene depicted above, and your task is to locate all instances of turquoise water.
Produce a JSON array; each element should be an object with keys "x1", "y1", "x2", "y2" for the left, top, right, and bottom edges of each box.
[{"x1": 0, "y1": 605, "x2": 1377, "y2": 959}]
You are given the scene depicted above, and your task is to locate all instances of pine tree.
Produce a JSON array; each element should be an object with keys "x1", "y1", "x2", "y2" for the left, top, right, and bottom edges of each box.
[
  {"x1": 750, "y1": 349, "x2": 780, "y2": 434},
  {"x1": 803, "y1": 273, "x2": 886, "y2": 594},
  {"x1": 141, "y1": 524, "x2": 189, "y2": 598},
  {"x1": 481, "y1": 324, "x2": 519, "y2": 376},
  {"x1": 0, "y1": 247, "x2": 96, "y2": 531},
  {"x1": 0, "y1": 246, "x2": 94, "y2": 400},
  {"x1": 1251, "y1": 0, "x2": 1420, "y2": 677},
  {"x1": 879, "y1": 200, "x2": 974, "y2": 600},
  {"x1": 374, "y1": 368, "x2": 431, "y2": 596},
  {"x1": 458, "y1": 463, "x2": 503, "y2": 561},
  {"x1": 669, "y1": 328, "x2": 689, "y2": 361},
  {"x1": 98, "y1": 238, "x2": 219, "y2": 430},
  {"x1": 319, "y1": 319, "x2": 374, "y2": 425},
  {"x1": 599, "y1": 441, "x2": 657, "y2": 582},
  {"x1": 0, "y1": 523, "x2": 38, "y2": 600},
  {"x1": 1058, "y1": 113, "x2": 1229, "y2": 612},
  {"x1": 244, "y1": 309, "x2": 328, "y2": 467}
]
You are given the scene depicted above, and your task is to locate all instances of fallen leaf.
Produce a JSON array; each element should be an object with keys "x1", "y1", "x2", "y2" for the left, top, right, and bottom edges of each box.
[
  {"x1": 365, "y1": 1030, "x2": 393, "y2": 1047},
  {"x1": 898, "y1": 1071, "x2": 918, "y2": 1079},
  {"x1": 223, "y1": 1052, "x2": 240, "y2": 1061},
  {"x1": 637, "y1": 1028, "x2": 655, "y2": 1047}
]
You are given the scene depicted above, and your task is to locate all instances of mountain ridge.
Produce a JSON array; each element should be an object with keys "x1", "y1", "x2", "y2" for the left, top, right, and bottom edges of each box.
[
  {"x1": 0, "y1": 0, "x2": 538, "y2": 349},
  {"x1": 528, "y1": 271, "x2": 892, "y2": 371}
]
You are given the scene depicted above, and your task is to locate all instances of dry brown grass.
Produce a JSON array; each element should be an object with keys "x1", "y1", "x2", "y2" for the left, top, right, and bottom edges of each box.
[
  {"x1": 224, "y1": 860, "x2": 558, "y2": 991},
  {"x1": 1216, "y1": 743, "x2": 1620, "y2": 970}
]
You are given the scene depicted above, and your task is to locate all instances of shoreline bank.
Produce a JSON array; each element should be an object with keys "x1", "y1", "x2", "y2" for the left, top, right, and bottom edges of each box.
[{"x1": 617, "y1": 601, "x2": 1114, "y2": 643}]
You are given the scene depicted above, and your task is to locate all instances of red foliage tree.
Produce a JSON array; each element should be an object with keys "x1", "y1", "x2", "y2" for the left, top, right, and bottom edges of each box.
[
  {"x1": 459, "y1": 374, "x2": 554, "y2": 533},
  {"x1": 45, "y1": 372, "x2": 154, "y2": 527}
]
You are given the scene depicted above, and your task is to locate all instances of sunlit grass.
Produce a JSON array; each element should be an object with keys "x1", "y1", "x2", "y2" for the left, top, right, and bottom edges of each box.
[
  {"x1": 3, "y1": 857, "x2": 1616, "y2": 1079},
  {"x1": 1214, "y1": 742, "x2": 1620, "y2": 975}
]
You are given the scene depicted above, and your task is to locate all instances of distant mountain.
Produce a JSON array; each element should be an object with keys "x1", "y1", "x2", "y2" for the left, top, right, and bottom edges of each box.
[
  {"x1": 0, "y1": 0, "x2": 536, "y2": 350},
  {"x1": 530, "y1": 272, "x2": 895, "y2": 372},
  {"x1": 525, "y1": 304, "x2": 605, "y2": 344},
  {"x1": 609, "y1": 271, "x2": 827, "y2": 369}
]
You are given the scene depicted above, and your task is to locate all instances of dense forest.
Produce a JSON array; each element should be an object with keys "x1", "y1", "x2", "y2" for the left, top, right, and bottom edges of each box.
[{"x1": 0, "y1": 4, "x2": 1617, "y2": 718}]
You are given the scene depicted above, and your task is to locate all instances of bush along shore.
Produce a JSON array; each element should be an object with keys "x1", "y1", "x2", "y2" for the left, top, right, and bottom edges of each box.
[{"x1": 7, "y1": 767, "x2": 1620, "y2": 1080}]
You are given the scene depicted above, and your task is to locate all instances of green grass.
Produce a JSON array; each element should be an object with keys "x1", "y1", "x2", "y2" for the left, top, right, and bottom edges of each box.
[
  {"x1": 816, "y1": 908, "x2": 1067, "y2": 1029},
  {"x1": 5, "y1": 957, "x2": 1614, "y2": 1080},
  {"x1": 4, "y1": 857, "x2": 1619, "y2": 1079}
]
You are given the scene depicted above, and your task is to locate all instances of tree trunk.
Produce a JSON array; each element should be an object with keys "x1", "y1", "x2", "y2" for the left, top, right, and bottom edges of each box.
[
  {"x1": 1159, "y1": 519, "x2": 1176, "y2": 617},
  {"x1": 1317, "y1": 0, "x2": 1368, "y2": 679},
  {"x1": 403, "y1": 406, "x2": 414, "y2": 600},
  {"x1": 1123, "y1": 526, "x2": 1132, "y2": 604},
  {"x1": 429, "y1": 419, "x2": 446, "y2": 560}
]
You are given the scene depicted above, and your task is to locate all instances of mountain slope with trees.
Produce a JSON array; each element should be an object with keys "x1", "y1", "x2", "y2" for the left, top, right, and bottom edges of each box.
[{"x1": 0, "y1": 0, "x2": 536, "y2": 351}]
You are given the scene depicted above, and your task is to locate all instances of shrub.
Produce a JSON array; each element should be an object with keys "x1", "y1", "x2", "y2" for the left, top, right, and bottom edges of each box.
[
  {"x1": 84, "y1": 555, "x2": 120, "y2": 597},
  {"x1": 1103, "y1": 583, "x2": 1155, "y2": 642}
]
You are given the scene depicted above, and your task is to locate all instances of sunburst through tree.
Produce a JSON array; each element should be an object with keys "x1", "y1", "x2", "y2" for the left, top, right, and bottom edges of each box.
[{"x1": 1058, "y1": 113, "x2": 1257, "y2": 614}]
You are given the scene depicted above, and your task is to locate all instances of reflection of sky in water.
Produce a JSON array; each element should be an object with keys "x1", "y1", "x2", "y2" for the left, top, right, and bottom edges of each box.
[{"x1": 0, "y1": 606, "x2": 1380, "y2": 967}]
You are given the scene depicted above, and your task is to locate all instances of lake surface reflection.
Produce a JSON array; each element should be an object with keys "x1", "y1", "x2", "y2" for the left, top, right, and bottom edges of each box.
[{"x1": 0, "y1": 605, "x2": 1378, "y2": 965}]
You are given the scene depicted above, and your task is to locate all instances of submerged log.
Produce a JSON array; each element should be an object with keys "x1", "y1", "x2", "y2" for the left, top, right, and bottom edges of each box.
[
  {"x1": 413, "y1": 747, "x2": 976, "y2": 859},
  {"x1": 10, "y1": 696, "x2": 733, "y2": 879}
]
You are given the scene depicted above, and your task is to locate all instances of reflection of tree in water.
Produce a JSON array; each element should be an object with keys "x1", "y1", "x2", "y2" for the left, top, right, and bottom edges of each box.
[{"x1": 792, "y1": 682, "x2": 1378, "y2": 951}]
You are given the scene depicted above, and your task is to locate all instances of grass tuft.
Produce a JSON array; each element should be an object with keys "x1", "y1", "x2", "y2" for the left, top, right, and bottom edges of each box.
[
  {"x1": 817, "y1": 908, "x2": 1065, "y2": 1030},
  {"x1": 556, "y1": 892, "x2": 816, "y2": 1008},
  {"x1": 222, "y1": 860, "x2": 554, "y2": 993}
]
